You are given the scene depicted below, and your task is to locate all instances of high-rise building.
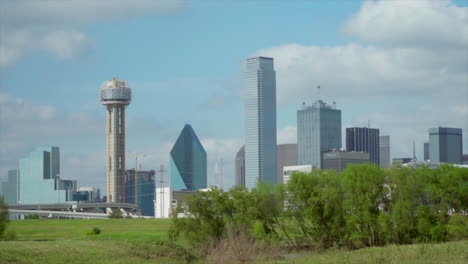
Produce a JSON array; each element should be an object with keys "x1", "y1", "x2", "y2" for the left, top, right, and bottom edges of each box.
[
  {"x1": 170, "y1": 124, "x2": 207, "y2": 191},
  {"x1": 346, "y1": 127, "x2": 380, "y2": 165},
  {"x1": 379, "y1": 136, "x2": 390, "y2": 169},
  {"x1": 322, "y1": 151, "x2": 370, "y2": 172},
  {"x1": 244, "y1": 56, "x2": 277, "y2": 188},
  {"x1": 424, "y1": 141, "x2": 430, "y2": 161},
  {"x1": 19, "y1": 146, "x2": 75, "y2": 204},
  {"x1": 277, "y1": 144, "x2": 298, "y2": 184},
  {"x1": 125, "y1": 169, "x2": 155, "y2": 216},
  {"x1": 235, "y1": 146, "x2": 245, "y2": 187},
  {"x1": 1, "y1": 170, "x2": 20, "y2": 205},
  {"x1": 100, "y1": 78, "x2": 131, "y2": 203},
  {"x1": 463, "y1": 154, "x2": 468, "y2": 165},
  {"x1": 429, "y1": 127, "x2": 463, "y2": 164},
  {"x1": 297, "y1": 100, "x2": 341, "y2": 169}
]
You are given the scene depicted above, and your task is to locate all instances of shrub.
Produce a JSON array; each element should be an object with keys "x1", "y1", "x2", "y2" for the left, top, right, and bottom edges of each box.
[
  {"x1": 2, "y1": 229, "x2": 17, "y2": 241},
  {"x1": 25, "y1": 214, "x2": 40, "y2": 219},
  {"x1": 86, "y1": 227, "x2": 101, "y2": 236},
  {"x1": 0, "y1": 196, "x2": 9, "y2": 239}
]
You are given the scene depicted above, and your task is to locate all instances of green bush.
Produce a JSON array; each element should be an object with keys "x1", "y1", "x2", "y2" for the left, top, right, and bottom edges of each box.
[
  {"x1": 169, "y1": 164, "x2": 468, "y2": 253},
  {"x1": 25, "y1": 214, "x2": 40, "y2": 219},
  {"x1": 86, "y1": 227, "x2": 101, "y2": 236},
  {"x1": 0, "y1": 196, "x2": 9, "y2": 239},
  {"x1": 2, "y1": 229, "x2": 17, "y2": 241}
]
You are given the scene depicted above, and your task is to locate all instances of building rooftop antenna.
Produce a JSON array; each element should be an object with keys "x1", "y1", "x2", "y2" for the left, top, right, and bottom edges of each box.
[{"x1": 316, "y1": 85, "x2": 321, "y2": 101}]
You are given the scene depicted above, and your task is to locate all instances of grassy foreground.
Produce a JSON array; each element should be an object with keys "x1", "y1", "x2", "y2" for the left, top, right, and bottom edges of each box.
[{"x1": 0, "y1": 219, "x2": 466, "y2": 264}]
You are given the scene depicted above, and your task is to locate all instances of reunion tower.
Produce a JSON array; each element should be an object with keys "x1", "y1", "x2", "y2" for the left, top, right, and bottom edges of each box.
[{"x1": 100, "y1": 78, "x2": 131, "y2": 203}]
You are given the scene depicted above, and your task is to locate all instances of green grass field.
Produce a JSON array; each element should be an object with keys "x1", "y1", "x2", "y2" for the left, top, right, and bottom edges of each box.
[{"x1": 0, "y1": 219, "x2": 466, "y2": 264}]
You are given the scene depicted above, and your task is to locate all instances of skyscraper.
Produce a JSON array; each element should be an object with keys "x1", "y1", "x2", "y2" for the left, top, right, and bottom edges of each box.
[
  {"x1": 125, "y1": 169, "x2": 155, "y2": 216},
  {"x1": 19, "y1": 146, "x2": 75, "y2": 204},
  {"x1": 235, "y1": 146, "x2": 245, "y2": 187},
  {"x1": 277, "y1": 144, "x2": 298, "y2": 184},
  {"x1": 236, "y1": 144, "x2": 298, "y2": 187},
  {"x1": 100, "y1": 78, "x2": 132, "y2": 203},
  {"x1": 170, "y1": 124, "x2": 207, "y2": 191},
  {"x1": 1, "y1": 170, "x2": 20, "y2": 205},
  {"x1": 424, "y1": 141, "x2": 430, "y2": 161},
  {"x1": 346, "y1": 127, "x2": 380, "y2": 165},
  {"x1": 429, "y1": 127, "x2": 463, "y2": 164},
  {"x1": 297, "y1": 100, "x2": 341, "y2": 169},
  {"x1": 244, "y1": 56, "x2": 277, "y2": 188},
  {"x1": 379, "y1": 135, "x2": 391, "y2": 169}
]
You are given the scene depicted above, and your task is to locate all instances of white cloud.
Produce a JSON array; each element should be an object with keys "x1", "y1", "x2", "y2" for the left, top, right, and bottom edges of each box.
[
  {"x1": 40, "y1": 30, "x2": 94, "y2": 59},
  {"x1": 0, "y1": 0, "x2": 186, "y2": 66},
  {"x1": 201, "y1": 138, "x2": 243, "y2": 189},
  {"x1": 343, "y1": 0, "x2": 468, "y2": 48},
  {"x1": 277, "y1": 125, "x2": 297, "y2": 144}
]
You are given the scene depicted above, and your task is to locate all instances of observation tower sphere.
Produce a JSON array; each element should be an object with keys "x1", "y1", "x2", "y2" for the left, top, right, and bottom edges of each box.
[{"x1": 100, "y1": 78, "x2": 131, "y2": 203}]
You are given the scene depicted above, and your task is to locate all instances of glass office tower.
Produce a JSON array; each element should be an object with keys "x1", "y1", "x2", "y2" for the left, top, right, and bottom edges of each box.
[
  {"x1": 235, "y1": 146, "x2": 245, "y2": 187},
  {"x1": 244, "y1": 56, "x2": 277, "y2": 189},
  {"x1": 424, "y1": 141, "x2": 430, "y2": 161},
  {"x1": 125, "y1": 169, "x2": 155, "y2": 216},
  {"x1": 379, "y1": 135, "x2": 391, "y2": 169},
  {"x1": 19, "y1": 146, "x2": 75, "y2": 204},
  {"x1": 170, "y1": 124, "x2": 207, "y2": 191},
  {"x1": 297, "y1": 100, "x2": 341, "y2": 169},
  {"x1": 429, "y1": 127, "x2": 463, "y2": 164},
  {"x1": 346, "y1": 127, "x2": 380, "y2": 166},
  {"x1": 1, "y1": 170, "x2": 20, "y2": 205}
]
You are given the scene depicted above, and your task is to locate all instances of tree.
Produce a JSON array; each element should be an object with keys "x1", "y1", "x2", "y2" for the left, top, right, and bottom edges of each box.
[
  {"x1": 342, "y1": 164, "x2": 387, "y2": 248},
  {"x1": 286, "y1": 170, "x2": 344, "y2": 248},
  {"x1": 0, "y1": 196, "x2": 9, "y2": 239}
]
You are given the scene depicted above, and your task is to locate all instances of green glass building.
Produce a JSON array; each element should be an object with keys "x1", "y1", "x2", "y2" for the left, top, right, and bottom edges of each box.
[
  {"x1": 170, "y1": 124, "x2": 207, "y2": 191},
  {"x1": 19, "y1": 146, "x2": 75, "y2": 204}
]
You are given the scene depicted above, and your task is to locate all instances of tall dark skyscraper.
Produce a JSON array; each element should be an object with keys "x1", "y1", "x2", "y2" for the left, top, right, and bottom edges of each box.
[
  {"x1": 170, "y1": 124, "x2": 207, "y2": 191},
  {"x1": 125, "y1": 169, "x2": 155, "y2": 216},
  {"x1": 429, "y1": 127, "x2": 463, "y2": 164},
  {"x1": 346, "y1": 127, "x2": 380, "y2": 165}
]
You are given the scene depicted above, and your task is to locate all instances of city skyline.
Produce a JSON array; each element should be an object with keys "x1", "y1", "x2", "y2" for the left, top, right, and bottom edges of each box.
[{"x1": 1, "y1": 0, "x2": 467, "y2": 193}]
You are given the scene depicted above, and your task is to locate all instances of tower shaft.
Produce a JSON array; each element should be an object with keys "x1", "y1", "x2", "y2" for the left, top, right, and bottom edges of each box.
[{"x1": 106, "y1": 105, "x2": 126, "y2": 203}]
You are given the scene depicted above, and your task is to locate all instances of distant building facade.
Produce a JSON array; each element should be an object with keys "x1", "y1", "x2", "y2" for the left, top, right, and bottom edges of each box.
[
  {"x1": 125, "y1": 169, "x2": 155, "y2": 216},
  {"x1": 379, "y1": 136, "x2": 390, "y2": 169},
  {"x1": 19, "y1": 146, "x2": 75, "y2": 204},
  {"x1": 322, "y1": 151, "x2": 370, "y2": 172},
  {"x1": 1, "y1": 170, "x2": 20, "y2": 205},
  {"x1": 424, "y1": 142, "x2": 430, "y2": 161},
  {"x1": 244, "y1": 56, "x2": 277, "y2": 188},
  {"x1": 235, "y1": 146, "x2": 245, "y2": 187},
  {"x1": 170, "y1": 124, "x2": 207, "y2": 191},
  {"x1": 283, "y1": 165, "x2": 313, "y2": 185},
  {"x1": 392, "y1": 158, "x2": 412, "y2": 167},
  {"x1": 277, "y1": 144, "x2": 298, "y2": 184},
  {"x1": 463, "y1": 154, "x2": 468, "y2": 165},
  {"x1": 346, "y1": 127, "x2": 380, "y2": 165},
  {"x1": 429, "y1": 127, "x2": 463, "y2": 164},
  {"x1": 297, "y1": 100, "x2": 341, "y2": 169}
]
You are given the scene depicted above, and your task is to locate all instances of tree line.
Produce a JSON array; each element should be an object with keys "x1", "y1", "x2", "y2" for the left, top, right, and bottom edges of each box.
[{"x1": 169, "y1": 164, "x2": 467, "y2": 251}]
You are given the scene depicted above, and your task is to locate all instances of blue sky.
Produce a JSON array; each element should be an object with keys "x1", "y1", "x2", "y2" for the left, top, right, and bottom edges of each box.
[{"x1": 1, "y1": 0, "x2": 467, "y2": 192}]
